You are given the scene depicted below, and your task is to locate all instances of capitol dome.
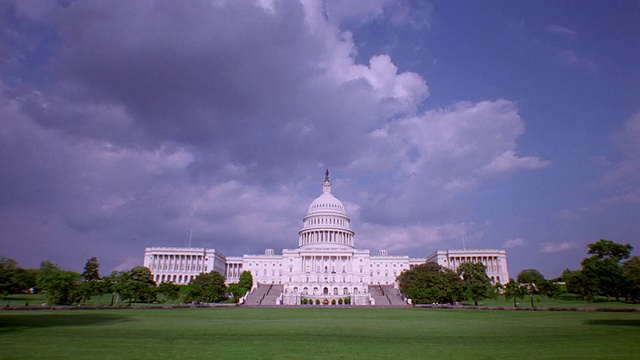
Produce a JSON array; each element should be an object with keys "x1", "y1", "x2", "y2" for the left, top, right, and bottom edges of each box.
[
  {"x1": 298, "y1": 170, "x2": 354, "y2": 249},
  {"x1": 307, "y1": 186, "x2": 347, "y2": 217}
]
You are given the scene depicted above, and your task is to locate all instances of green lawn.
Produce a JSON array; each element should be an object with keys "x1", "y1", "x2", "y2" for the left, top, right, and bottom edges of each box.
[
  {"x1": 1, "y1": 293, "x2": 187, "y2": 307},
  {"x1": 5, "y1": 292, "x2": 638, "y2": 309},
  {"x1": 1, "y1": 307, "x2": 639, "y2": 359},
  {"x1": 470, "y1": 293, "x2": 640, "y2": 308}
]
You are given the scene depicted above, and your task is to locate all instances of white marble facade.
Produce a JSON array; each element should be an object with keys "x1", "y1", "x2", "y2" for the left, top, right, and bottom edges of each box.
[{"x1": 143, "y1": 171, "x2": 509, "y2": 304}]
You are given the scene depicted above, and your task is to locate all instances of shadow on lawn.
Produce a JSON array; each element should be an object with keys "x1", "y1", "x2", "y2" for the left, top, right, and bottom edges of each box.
[
  {"x1": 0, "y1": 313, "x2": 131, "y2": 333},
  {"x1": 586, "y1": 319, "x2": 640, "y2": 327}
]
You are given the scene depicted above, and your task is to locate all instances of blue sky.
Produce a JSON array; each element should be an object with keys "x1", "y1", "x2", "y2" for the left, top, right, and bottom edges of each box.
[{"x1": 1, "y1": 0, "x2": 638, "y2": 279}]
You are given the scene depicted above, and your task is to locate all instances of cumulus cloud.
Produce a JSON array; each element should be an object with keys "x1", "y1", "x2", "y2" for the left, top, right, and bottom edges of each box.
[
  {"x1": 504, "y1": 238, "x2": 526, "y2": 249},
  {"x1": 350, "y1": 99, "x2": 550, "y2": 224},
  {"x1": 540, "y1": 242, "x2": 580, "y2": 254}
]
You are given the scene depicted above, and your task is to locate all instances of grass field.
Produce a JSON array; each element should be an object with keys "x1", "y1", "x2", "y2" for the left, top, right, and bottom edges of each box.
[
  {"x1": 4, "y1": 292, "x2": 639, "y2": 308},
  {"x1": 1, "y1": 307, "x2": 639, "y2": 359}
]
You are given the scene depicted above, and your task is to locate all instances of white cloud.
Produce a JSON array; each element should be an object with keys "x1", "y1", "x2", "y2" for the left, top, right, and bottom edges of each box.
[
  {"x1": 546, "y1": 24, "x2": 577, "y2": 39},
  {"x1": 504, "y1": 238, "x2": 526, "y2": 249},
  {"x1": 556, "y1": 209, "x2": 580, "y2": 221},
  {"x1": 356, "y1": 99, "x2": 549, "y2": 188},
  {"x1": 356, "y1": 222, "x2": 469, "y2": 255},
  {"x1": 540, "y1": 242, "x2": 580, "y2": 254},
  {"x1": 322, "y1": 0, "x2": 433, "y2": 29},
  {"x1": 596, "y1": 112, "x2": 640, "y2": 205},
  {"x1": 479, "y1": 150, "x2": 551, "y2": 175},
  {"x1": 555, "y1": 50, "x2": 597, "y2": 72}
]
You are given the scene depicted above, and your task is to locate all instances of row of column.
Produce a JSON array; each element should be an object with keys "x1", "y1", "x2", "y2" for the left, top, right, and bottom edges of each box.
[
  {"x1": 447, "y1": 256, "x2": 502, "y2": 272},
  {"x1": 156, "y1": 273, "x2": 195, "y2": 284},
  {"x1": 150, "y1": 254, "x2": 205, "y2": 272},
  {"x1": 225, "y1": 263, "x2": 243, "y2": 280},
  {"x1": 301, "y1": 255, "x2": 351, "y2": 273},
  {"x1": 299, "y1": 230, "x2": 353, "y2": 246}
]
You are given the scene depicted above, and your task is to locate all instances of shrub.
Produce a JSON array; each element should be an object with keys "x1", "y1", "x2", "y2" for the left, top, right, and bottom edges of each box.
[
  {"x1": 315, "y1": 299, "x2": 320, "y2": 305},
  {"x1": 344, "y1": 297, "x2": 351, "y2": 305},
  {"x1": 331, "y1": 299, "x2": 336, "y2": 305},
  {"x1": 338, "y1": 298, "x2": 343, "y2": 305},
  {"x1": 301, "y1": 298, "x2": 307, "y2": 305}
]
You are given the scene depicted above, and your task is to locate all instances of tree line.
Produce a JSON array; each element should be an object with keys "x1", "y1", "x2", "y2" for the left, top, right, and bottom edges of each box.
[
  {"x1": 0, "y1": 256, "x2": 253, "y2": 306},
  {"x1": 398, "y1": 239, "x2": 639, "y2": 306},
  {"x1": 3, "y1": 238, "x2": 638, "y2": 307}
]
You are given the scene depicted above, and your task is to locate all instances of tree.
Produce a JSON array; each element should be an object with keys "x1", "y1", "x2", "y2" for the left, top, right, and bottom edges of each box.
[
  {"x1": 13, "y1": 268, "x2": 37, "y2": 293},
  {"x1": 397, "y1": 262, "x2": 463, "y2": 304},
  {"x1": 36, "y1": 261, "x2": 81, "y2": 305},
  {"x1": 93, "y1": 278, "x2": 113, "y2": 306},
  {"x1": 227, "y1": 283, "x2": 245, "y2": 303},
  {"x1": 457, "y1": 262, "x2": 491, "y2": 306},
  {"x1": 82, "y1": 257, "x2": 101, "y2": 282},
  {"x1": 622, "y1": 256, "x2": 640, "y2": 302},
  {"x1": 516, "y1": 269, "x2": 545, "y2": 285},
  {"x1": 0, "y1": 256, "x2": 19, "y2": 297},
  {"x1": 121, "y1": 266, "x2": 157, "y2": 304},
  {"x1": 112, "y1": 271, "x2": 135, "y2": 305},
  {"x1": 238, "y1": 271, "x2": 253, "y2": 293},
  {"x1": 490, "y1": 282, "x2": 504, "y2": 302},
  {"x1": 562, "y1": 268, "x2": 597, "y2": 301},
  {"x1": 157, "y1": 282, "x2": 181, "y2": 303},
  {"x1": 108, "y1": 267, "x2": 157, "y2": 305},
  {"x1": 588, "y1": 239, "x2": 632, "y2": 261},
  {"x1": 101, "y1": 272, "x2": 118, "y2": 305},
  {"x1": 503, "y1": 279, "x2": 525, "y2": 307},
  {"x1": 0, "y1": 257, "x2": 36, "y2": 296},
  {"x1": 582, "y1": 239, "x2": 633, "y2": 301},
  {"x1": 78, "y1": 281, "x2": 95, "y2": 305},
  {"x1": 185, "y1": 271, "x2": 227, "y2": 303},
  {"x1": 538, "y1": 279, "x2": 561, "y2": 300}
]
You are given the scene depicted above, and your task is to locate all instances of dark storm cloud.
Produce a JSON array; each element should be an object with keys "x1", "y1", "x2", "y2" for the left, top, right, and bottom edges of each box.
[{"x1": 11, "y1": 0, "x2": 401, "y2": 182}]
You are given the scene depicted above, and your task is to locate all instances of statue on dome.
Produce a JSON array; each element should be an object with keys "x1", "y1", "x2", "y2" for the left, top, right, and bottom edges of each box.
[{"x1": 325, "y1": 169, "x2": 329, "y2": 182}]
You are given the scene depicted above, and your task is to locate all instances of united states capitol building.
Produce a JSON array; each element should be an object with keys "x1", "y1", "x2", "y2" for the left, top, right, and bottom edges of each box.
[{"x1": 144, "y1": 171, "x2": 509, "y2": 305}]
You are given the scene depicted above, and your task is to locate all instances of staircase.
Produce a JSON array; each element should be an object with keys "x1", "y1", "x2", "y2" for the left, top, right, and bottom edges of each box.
[
  {"x1": 243, "y1": 284, "x2": 284, "y2": 306},
  {"x1": 368, "y1": 285, "x2": 407, "y2": 306}
]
